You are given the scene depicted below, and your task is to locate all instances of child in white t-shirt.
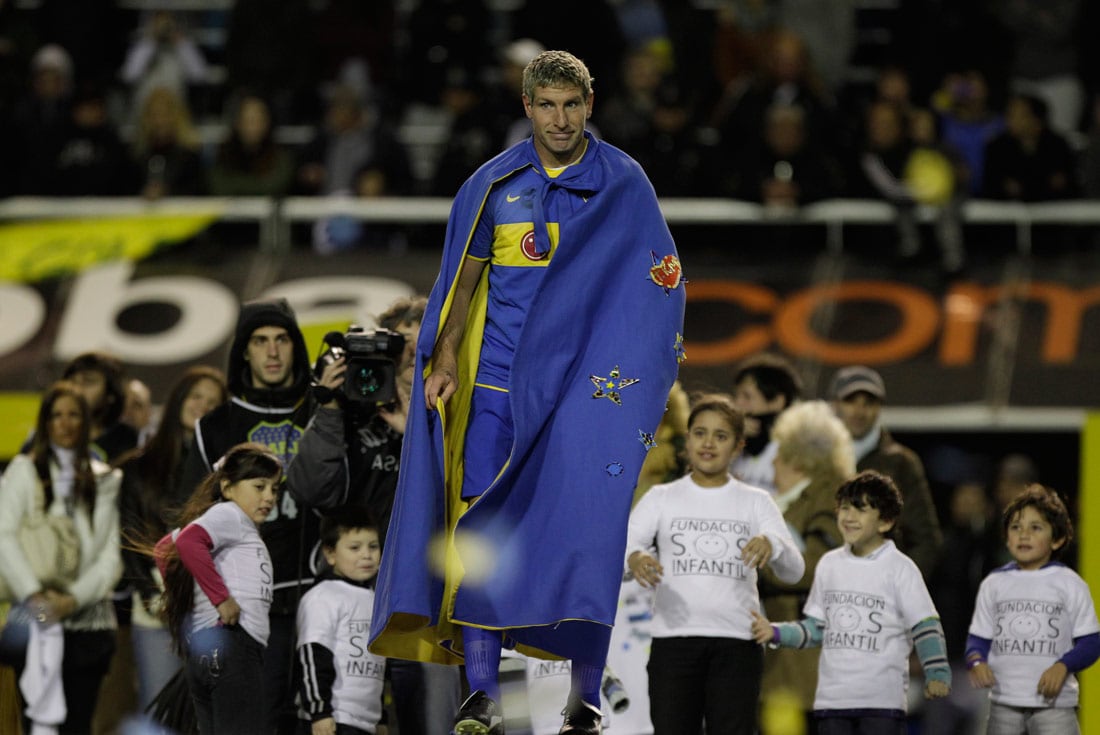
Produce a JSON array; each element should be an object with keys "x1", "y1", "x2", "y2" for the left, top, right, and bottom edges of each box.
[
  {"x1": 155, "y1": 442, "x2": 282, "y2": 735},
  {"x1": 627, "y1": 393, "x2": 805, "y2": 734},
  {"x1": 752, "y1": 470, "x2": 951, "y2": 735},
  {"x1": 296, "y1": 505, "x2": 387, "y2": 735},
  {"x1": 965, "y1": 484, "x2": 1100, "y2": 735}
]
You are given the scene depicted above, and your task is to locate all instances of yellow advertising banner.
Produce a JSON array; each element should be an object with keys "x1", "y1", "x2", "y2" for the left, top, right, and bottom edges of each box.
[
  {"x1": 0, "y1": 214, "x2": 219, "y2": 282},
  {"x1": 1081, "y1": 414, "x2": 1100, "y2": 735}
]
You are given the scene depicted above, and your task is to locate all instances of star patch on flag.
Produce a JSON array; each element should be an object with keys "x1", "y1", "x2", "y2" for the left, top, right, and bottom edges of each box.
[
  {"x1": 674, "y1": 332, "x2": 687, "y2": 364},
  {"x1": 590, "y1": 365, "x2": 640, "y2": 405}
]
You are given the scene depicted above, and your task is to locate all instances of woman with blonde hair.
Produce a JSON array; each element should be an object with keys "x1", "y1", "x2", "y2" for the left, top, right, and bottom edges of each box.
[
  {"x1": 759, "y1": 399, "x2": 856, "y2": 729},
  {"x1": 131, "y1": 85, "x2": 205, "y2": 199}
]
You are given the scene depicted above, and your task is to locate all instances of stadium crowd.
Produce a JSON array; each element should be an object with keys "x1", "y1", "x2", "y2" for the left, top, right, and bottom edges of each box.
[{"x1": 1, "y1": 0, "x2": 1099, "y2": 206}]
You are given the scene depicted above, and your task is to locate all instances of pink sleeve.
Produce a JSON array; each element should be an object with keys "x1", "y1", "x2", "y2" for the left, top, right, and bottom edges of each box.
[{"x1": 175, "y1": 524, "x2": 230, "y2": 607}]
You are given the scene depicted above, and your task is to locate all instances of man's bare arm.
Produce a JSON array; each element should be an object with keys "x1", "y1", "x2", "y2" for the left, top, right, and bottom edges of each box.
[{"x1": 424, "y1": 257, "x2": 486, "y2": 410}]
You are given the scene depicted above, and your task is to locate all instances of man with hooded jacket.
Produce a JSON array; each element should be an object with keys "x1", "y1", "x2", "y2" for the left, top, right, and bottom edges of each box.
[{"x1": 177, "y1": 296, "x2": 319, "y2": 735}]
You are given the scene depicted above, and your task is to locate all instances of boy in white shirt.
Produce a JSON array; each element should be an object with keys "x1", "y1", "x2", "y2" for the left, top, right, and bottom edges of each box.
[
  {"x1": 297, "y1": 506, "x2": 387, "y2": 735},
  {"x1": 752, "y1": 470, "x2": 951, "y2": 734},
  {"x1": 965, "y1": 484, "x2": 1100, "y2": 735}
]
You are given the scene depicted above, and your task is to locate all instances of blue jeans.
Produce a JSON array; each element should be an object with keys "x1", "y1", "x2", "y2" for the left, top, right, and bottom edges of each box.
[
  {"x1": 648, "y1": 636, "x2": 762, "y2": 735},
  {"x1": 185, "y1": 625, "x2": 266, "y2": 735},
  {"x1": 132, "y1": 623, "x2": 180, "y2": 711},
  {"x1": 986, "y1": 703, "x2": 1080, "y2": 735},
  {"x1": 816, "y1": 714, "x2": 906, "y2": 735}
]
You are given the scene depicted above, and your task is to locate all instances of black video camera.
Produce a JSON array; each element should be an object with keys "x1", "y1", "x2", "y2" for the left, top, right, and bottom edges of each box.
[{"x1": 315, "y1": 325, "x2": 406, "y2": 411}]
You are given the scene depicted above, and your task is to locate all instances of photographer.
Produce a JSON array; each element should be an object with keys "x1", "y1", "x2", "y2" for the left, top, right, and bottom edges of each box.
[{"x1": 287, "y1": 294, "x2": 462, "y2": 735}]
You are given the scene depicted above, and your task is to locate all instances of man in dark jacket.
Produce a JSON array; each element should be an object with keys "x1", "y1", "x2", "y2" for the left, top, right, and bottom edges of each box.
[
  {"x1": 177, "y1": 296, "x2": 318, "y2": 735},
  {"x1": 829, "y1": 365, "x2": 943, "y2": 578},
  {"x1": 287, "y1": 294, "x2": 462, "y2": 735}
]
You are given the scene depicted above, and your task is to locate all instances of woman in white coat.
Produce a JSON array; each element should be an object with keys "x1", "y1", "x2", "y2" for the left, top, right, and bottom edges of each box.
[{"x1": 0, "y1": 380, "x2": 122, "y2": 734}]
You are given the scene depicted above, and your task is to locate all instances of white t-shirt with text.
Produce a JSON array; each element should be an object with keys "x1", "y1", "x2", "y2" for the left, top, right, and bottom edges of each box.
[
  {"x1": 626, "y1": 474, "x2": 804, "y2": 640},
  {"x1": 969, "y1": 562, "x2": 1100, "y2": 708},
  {"x1": 187, "y1": 501, "x2": 273, "y2": 644},
  {"x1": 804, "y1": 540, "x2": 938, "y2": 712},
  {"x1": 297, "y1": 578, "x2": 386, "y2": 731}
]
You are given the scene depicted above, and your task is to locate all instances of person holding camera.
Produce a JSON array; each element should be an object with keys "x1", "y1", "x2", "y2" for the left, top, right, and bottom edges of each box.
[
  {"x1": 176, "y1": 296, "x2": 320, "y2": 735},
  {"x1": 287, "y1": 294, "x2": 463, "y2": 735}
]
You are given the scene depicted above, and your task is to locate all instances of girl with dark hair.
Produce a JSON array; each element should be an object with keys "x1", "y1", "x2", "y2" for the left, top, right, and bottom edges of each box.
[
  {"x1": 626, "y1": 392, "x2": 805, "y2": 734},
  {"x1": 0, "y1": 380, "x2": 123, "y2": 734},
  {"x1": 154, "y1": 442, "x2": 282, "y2": 735},
  {"x1": 118, "y1": 365, "x2": 227, "y2": 710}
]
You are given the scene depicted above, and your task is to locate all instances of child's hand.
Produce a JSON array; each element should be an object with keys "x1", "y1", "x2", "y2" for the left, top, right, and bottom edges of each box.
[
  {"x1": 311, "y1": 717, "x2": 336, "y2": 735},
  {"x1": 1037, "y1": 662, "x2": 1068, "y2": 700},
  {"x1": 740, "y1": 535, "x2": 772, "y2": 569},
  {"x1": 750, "y1": 610, "x2": 775, "y2": 645},
  {"x1": 924, "y1": 680, "x2": 950, "y2": 699},
  {"x1": 968, "y1": 662, "x2": 995, "y2": 689},
  {"x1": 216, "y1": 596, "x2": 241, "y2": 626},
  {"x1": 628, "y1": 552, "x2": 663, "y2": 589}
]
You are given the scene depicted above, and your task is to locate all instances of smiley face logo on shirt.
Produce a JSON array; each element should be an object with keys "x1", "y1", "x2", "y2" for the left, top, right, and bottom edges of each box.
[
  {"x1": 1009, "y1": 614, "x2": 1041, "y2": 639},
  {"x1": 833, "y1": 605, "x2": 861, "y2": 632},
  {"x1": 694, "y1": 533, "x2": 729, "y2": 559}
]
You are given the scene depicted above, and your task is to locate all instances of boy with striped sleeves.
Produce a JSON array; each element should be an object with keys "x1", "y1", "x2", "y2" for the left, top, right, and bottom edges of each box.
[
  {"x1": 752, "y1": 471, "x2": 951, "y2": 734},
  {"x1": 297, "y1": 506, "x2": 387, "y2": 734}
]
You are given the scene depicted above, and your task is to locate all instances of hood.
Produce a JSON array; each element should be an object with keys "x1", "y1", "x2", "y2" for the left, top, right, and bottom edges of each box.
[{"x1": 228, "y1": 297, "x2": 311, "y2": 406}]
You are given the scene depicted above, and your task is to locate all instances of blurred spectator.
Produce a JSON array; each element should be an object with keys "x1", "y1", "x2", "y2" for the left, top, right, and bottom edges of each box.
[
  {"x1": 933, "y1": 69, "x2": 1005, "y2": 196},
  {"x1": 729, "y1": 352, "x2": 802, "y2": 494},
  {"x1": 982, "y1": 93, "x2": 1080, "y2": 201},
  {"x1": 295, "y1": 83, "x2": 411, "y2": 197},
  {"x1": 48, "y1": 81, "x2": 139, "y2": 195},
  {"x1": 10, "y1": 43, "x2": 73, "y2": 194},
  {"x1": 827, "y1": 365, "x2": 943, "y2": 578},
  {"x1": 1082, "y1": 94, "x2": 1100, "y2": 197},
  {"x1": 923, "y1": 479, "x2": 1002, "y2": 735},
  {"x1": 775, "y1": 0, "x2": 856, "y2": 94},
  {"x1": 310, "y1": 0, "x2": 398, "y2": 106},
  {"x1": 120, "y1": 377, "x2": 154, "y2": 446},
  {"x1": 119, "y1": 10, "x2": 209, "y2": 128},
  {"x1": 595, "y1": 42, "x2": 699, "y2": 196},
  {"x1": 224, "y1": 0, "x2": 318, "y2": 124},
  {"x1": 131, "y1": 86, "x2": 206, "y2": 199},
  {"x1": 838, "y1": 64, "x2": 917, "y2": 154},
  {"x1": 725, "y1": 101, "x2": 843, "y2": 206},
  {"x1": 709, "y1": 0, "x2": 778, "y2": 102},
  {"x1": 396, "y1": 0, "x2": 493, "y2": 107},
  {"x1": 61, "y1": 351, "x2": 138, "y2": 464},
  {"x1": 118, "y1": 366, "x2": 227, "y2": 713},
  {"x1": 851, "y1": 100, "x2": 964, "y2": 271},
  {"x1": 34, "y1": 0, "x2": 128, "y2": 89},
  {"x1": 207, "y1": 90, "x2": 295, "y2": 197},
  {"x1": 993, "y1": 453, "x2": 1038, "y2": 513},
  {"x1": 850, "y1": 100, "x2": 920, "y2": 250},
  {"x1": 995, "y1": 0, "x2": 1084, "y2": 136},
  {"x1": 758, "y1": 400, "x2": 853, "y2": 725},
  {"x1": 120, "y1": 10, "x2": 207, "y2": 125},
  {"x1": 712, "y1": 28, "x2": 840, "y2": 171},
  {"x1": 429, "y1": 66, "x2": 496, "y2": 196},
  {"x1": 485, "y1": 37, "x2": 545, "y2": 150}
]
